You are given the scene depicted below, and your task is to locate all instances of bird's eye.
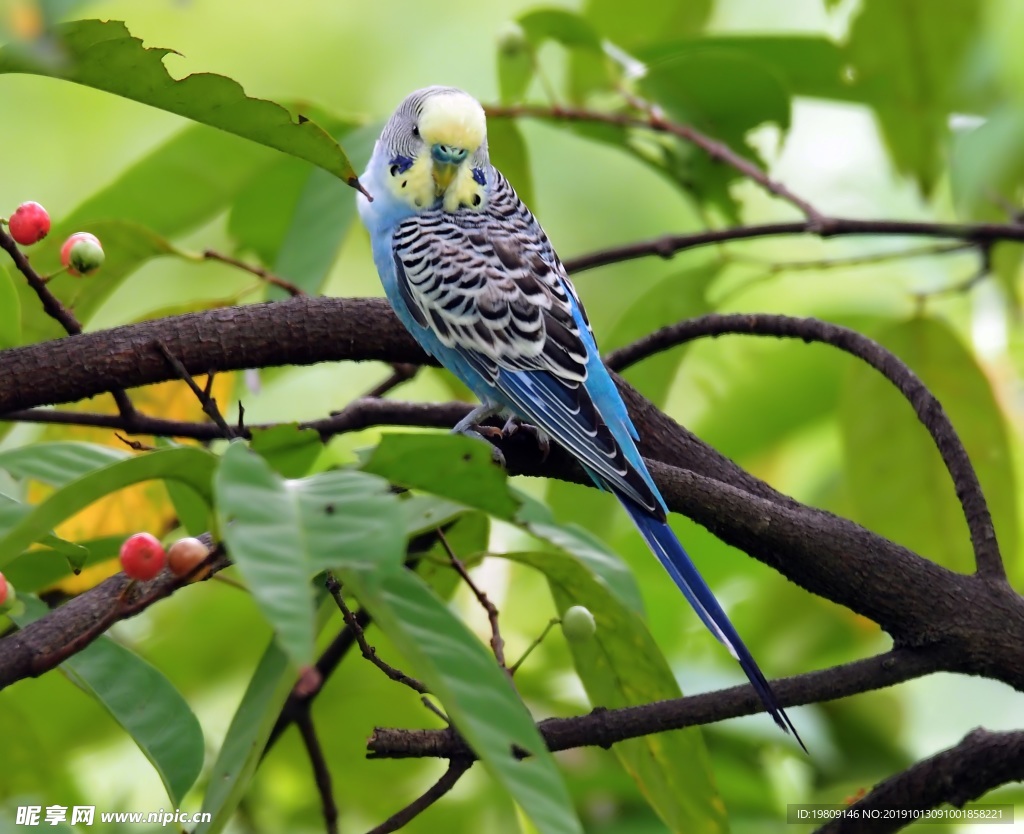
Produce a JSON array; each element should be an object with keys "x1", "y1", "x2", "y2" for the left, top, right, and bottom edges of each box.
[{"x1": 411, "y1": 125, "x2": 420, "y2": 138}]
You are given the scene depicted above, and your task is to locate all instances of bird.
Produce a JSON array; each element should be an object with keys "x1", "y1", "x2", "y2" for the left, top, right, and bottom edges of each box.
[{"x1": 357, "y1": 86, "x2": 802, "y2": 747}]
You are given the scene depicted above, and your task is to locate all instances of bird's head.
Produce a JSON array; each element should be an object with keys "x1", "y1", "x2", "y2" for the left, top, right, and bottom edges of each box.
[{"x1": 376, "y1": 87, "x2": 489, "y2": 213}]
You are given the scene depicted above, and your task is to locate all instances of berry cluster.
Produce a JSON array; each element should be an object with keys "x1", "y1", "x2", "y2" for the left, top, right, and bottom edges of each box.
[
  {"x1": 119, "y1": 533, "x2": 210, "y2": 581},
  {"x1": 4, "y1": 201, "x2": 105, "y2": 275}
]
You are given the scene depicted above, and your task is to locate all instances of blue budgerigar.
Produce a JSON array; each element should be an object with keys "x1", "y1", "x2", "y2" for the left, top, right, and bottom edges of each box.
[{"x1": 358, "y1": 87, "x2": 801, "y2": 745}]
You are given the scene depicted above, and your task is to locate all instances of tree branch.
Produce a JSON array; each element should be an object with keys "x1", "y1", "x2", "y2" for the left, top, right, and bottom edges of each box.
[
  {"x1": 364, "y1": 758, "x2": 473, "y2": 834},
  {"x1": 1, "y1": 298, "x2": 1022, "y2": 698},
  {"x1": 818, "y1": 728, "x2": 1024, "y2": 834},
  {"x1": 605, "y1": 313, "x2": 1005, "y2": 582},
  {"x1": 486, "y1": 103, "x2": 825, "y2": 224},
  {"x1": 367, "y1": 648, "x2": 940, "y2": 760},
  {"x1": 561, "y1": 219, "x2": 1024, "y2": 274}
]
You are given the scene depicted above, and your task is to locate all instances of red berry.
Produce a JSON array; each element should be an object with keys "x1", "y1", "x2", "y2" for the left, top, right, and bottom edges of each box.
[
  {"x1": 0, "y1": 571, "x2": 7, "y2": 606},
  {"x1": 167, "y1": 537, "x2": 210, "y2": 577},
  {"x1": 60, "y1": 232, "x2": 104, "y2": 276},
  {"x1": 119, "y1": 532, "x2": 166, "y2": 581},
  {"x1": 8, "y1": 201, "x2": 50, "y2": 245}
]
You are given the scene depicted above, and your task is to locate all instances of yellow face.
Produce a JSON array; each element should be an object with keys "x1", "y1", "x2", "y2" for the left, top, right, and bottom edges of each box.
[
  {"x1": 385, "y1": 90, "x2": 488, "y2": 213},
  {"x1": 418, "y1": 91, "x2": 486, "y2": 154}
]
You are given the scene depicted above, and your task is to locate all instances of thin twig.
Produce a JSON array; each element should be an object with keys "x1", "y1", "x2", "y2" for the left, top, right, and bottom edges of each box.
[
  {"x1": 264, "y1": 606, "x2": 373, "y2": 755},
  {"x1": 364, "y1": 364, "x2": 420, "y2": 400},
  {"x1": 153, "y1": 339, "x2": 236, "y2": 437},
  {"x1": 325, "y1": 574, "x2": 428, "y2": 694},
  {"x1": 728, "y1": 241, "x2": 974, "y2": 273},
  {"x1": 436, "y1": 531, "x2": 506, "y2": 670},
  {"x1": 487, "y1": 103, "x2": 825, "y2": 225},
  {"x1": 364, "y1": 759, "x2": 473, "y2": 834},
  {"x1": 0, "y1": 227, "x2": 84, "y2": 335},
  {"x1": 509, "y1": 617, "x2": 559, "y2": 675},
  {"x1": 559, "y1": 219, "x2": 1024, "y2": 274},
  {"x1": 0, "y1": 227, "x2": 139, "y2": 419},
  {"x1": 605, "y1": 313, "x2": 1005, "y2": 582},
  {"x1": 201, "y1": 249, "x2": 305, "y2": 296},
  {"x1": 297, "y1": 712, "x2": 340, "y2": 834}
]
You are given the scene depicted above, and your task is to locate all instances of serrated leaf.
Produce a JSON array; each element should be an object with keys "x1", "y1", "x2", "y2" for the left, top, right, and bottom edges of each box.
[
  {"x1": 840, "y1": 317, "x2": 1018, "y2": 573},
  {"x1": 0, "y1": 19, "x2": 361, "y2": 188},
  {"x1": 361, "y1": 434, "x2": 519, "y2": 520},
  {"x1": 501, "y1": 548, "x2": 724, "y2": 833},
  {"x1": 0, "y1": 446, "x2": 216, "y2": 569},
  {"x1": 16, "y1": 596, "x2": 205, "y2": 805}
]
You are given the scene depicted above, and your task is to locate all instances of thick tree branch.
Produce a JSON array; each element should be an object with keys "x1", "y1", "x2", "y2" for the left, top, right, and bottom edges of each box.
[
  {"x1": 818, "y1": 728, "x2": 1024, "y2": 834},
  {"x1": 605, "y1": 313, "x2": 1005, "y2": 582},
  {"x1": 1, "y1": 297, "x2": 1022, "y2": 698}
]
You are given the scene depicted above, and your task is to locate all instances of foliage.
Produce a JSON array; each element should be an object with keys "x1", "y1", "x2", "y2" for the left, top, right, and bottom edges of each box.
[{"x1": 0, "y1": 2, "x2": 1022, "y2": 833}]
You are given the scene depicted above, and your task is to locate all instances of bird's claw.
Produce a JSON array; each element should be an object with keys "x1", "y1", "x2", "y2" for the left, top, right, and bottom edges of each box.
[{"x1": 501, "y1": 416, "x2": 551, "y2": 461}]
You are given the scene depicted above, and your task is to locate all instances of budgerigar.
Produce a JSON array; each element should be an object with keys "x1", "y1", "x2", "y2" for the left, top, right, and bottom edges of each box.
[{"x1": 358, "y1": 87, "x2": 801, "y2": 745}]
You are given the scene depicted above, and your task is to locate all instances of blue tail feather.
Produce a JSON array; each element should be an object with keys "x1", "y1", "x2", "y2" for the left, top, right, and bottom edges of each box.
[{"x1": 620, "y1": 497, "x2": 806, "y2": 751}]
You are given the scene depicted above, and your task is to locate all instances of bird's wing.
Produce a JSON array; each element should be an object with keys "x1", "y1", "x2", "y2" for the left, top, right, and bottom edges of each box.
[{"x1": 392, "y1": 174, "x2": 660, "y2": 514}]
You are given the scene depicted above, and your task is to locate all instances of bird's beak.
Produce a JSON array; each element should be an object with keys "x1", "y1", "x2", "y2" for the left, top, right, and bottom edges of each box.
[{"x1": 431, "y1": 143, "x2": 469, "y2": 196}]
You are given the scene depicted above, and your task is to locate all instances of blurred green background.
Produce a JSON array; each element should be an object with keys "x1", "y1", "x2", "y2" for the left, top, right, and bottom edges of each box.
[{"x1": 0, "y1": 0, "x2": 1023, "y2": 831}]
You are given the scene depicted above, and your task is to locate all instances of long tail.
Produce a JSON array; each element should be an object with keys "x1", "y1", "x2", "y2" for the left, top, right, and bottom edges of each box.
[{"x1": 621, "y1": 497, "x2": 806, "y2": 751}]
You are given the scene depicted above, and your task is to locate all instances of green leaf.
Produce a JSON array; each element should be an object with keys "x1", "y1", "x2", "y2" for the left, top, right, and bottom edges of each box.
[
  {"x1": 195, "y1": 638, "x2": 294, "y2": 834},
  {"x1": 63, "y1": 124, "x2": 276, "y2": 239},
  {"x1": 487, "y1": 118, "x2": 536, "y2": 211},
  {"x1": 606, "y1": 262, "x2": 718, "y2": 407},
  {"x1": 522, "y1": 509, "x2": 645, "y2": 616},
  {"x1": 501, "y1": 549, "x2": 724, "y2": 833},
  {"x1": 843, "y1": 0, "x2": 980, "y2": 192},
  {"x1": 635, "y1": 48, "x2": 790, "y2": 218},
  {"x1": 0, "y1": 19, "x2": 360, "y2": 187},
  {"x1": 584, "y1": 0, "x2": 712, "y2": 43},
  {"x1": 16, "y1": 597, "x2": 205, "y2": 805},
  {"x1": 400, "y1": 494, "x2": 471, "y2": 538},
  {"x1": 249, "y1": 424, "x2": 323, "y2": 478},
  {"x1": 196, "y1": 594, "x2": 335, "y2": 834},
  {"x1": 361, "y1": 434, "x2": 519, "y2": 520},
  {"x1": 3, "y1": 535, "x2": 121, "y2": 592},
  {"x1": 500, "y1": 10, "x2": 605, "y2": 104},
  {"x1": 0, "y1": 446, "x2": 216, "y2": 569},
  {"x1": 0, "y1": 264, "x2": 21, "y2": 349},
  {"x1": 214, "y1": 442, "x2": 404, "y2": 666},
  {"x1": 0, "y1": 442, "x2": 129, "y2": 487},
  {"x1": 338, "y1": 564, "x2": 583, "y2": 834},
  {"x1": 840, "y1": 317, "x2": 1018, "y2": 573},
  {"x1": 641, "y1": 36, "x2": 848, "y2": 101}
]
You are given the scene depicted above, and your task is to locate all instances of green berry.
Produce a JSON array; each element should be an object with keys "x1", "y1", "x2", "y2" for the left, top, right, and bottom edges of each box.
[
  {"x1": 60, "y1": 232, "x2": 104, "y2": 276},
  {"x1": 561, "y1": 605, "x2": 596, "y2": 642}
]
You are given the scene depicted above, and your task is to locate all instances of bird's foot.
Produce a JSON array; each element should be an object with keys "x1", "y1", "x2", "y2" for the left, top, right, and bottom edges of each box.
[
  {"x1": 451, "y1": 403, "x2": 506, "y2": 468},
  {"x1": 501, "y1": 415, "x2": 551, "y2": 461}
]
